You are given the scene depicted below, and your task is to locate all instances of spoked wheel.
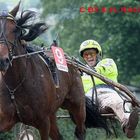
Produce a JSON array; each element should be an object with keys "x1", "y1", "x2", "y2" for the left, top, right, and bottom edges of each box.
[
  {"x1": 17, "y1": 124, "x2": 35, "y2": 140},
  {"x1": 18, "y1": 129, "x2": 34, "y2": 140}
]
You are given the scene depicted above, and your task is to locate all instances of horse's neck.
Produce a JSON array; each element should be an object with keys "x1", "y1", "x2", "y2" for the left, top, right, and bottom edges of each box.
[{"x1": 13, "y1": 43, "x2": 27, "y2": 68}]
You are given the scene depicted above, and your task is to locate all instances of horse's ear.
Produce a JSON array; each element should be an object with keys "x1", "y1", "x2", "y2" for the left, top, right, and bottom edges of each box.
[{"x1": 9, "y1": 0, "x2": 21, "y2": 17}]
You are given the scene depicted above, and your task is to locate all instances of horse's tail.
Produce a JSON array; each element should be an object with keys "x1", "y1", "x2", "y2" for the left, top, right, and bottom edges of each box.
[{"x1": 85, "y1": 96, "x2": 112, "y2": 136}]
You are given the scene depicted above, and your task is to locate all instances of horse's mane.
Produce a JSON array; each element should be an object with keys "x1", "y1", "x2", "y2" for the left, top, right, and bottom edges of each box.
[{"x1": 16, "y1": 10, "x2": 48, "y2": 41}]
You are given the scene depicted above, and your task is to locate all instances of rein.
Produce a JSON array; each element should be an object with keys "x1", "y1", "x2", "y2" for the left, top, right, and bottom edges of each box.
[{"x1": 12, "y1": 49, "x2": 46, "y2": 60}]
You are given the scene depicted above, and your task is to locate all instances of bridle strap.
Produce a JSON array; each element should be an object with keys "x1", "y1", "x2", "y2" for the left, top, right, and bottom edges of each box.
[
  {"x1": 0, "y1": 11, "x2": 16, "y2": 22},
  {"x1": 1, "y1": 55, "x2": 28, "y2": 121},
  {"x1": 0, "y1": 12, "x2": 18, "y2": 65}
]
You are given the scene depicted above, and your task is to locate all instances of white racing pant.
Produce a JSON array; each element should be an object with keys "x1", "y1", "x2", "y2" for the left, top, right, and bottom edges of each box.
[{"x1": 86, "y1": 87, "x2": 131, "y2": 125}]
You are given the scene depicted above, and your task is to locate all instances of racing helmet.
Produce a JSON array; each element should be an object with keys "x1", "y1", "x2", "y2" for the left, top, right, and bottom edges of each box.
[{"x1": 79, "y1": 39, "x2": 102, "y2": 57}]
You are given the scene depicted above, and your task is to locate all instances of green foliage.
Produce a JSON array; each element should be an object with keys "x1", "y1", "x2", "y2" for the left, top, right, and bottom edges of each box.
[
  {"x1": 40, "y1": 0, "x2": 140, "y2": 86},
  {"x1": 0, "y1": 131, "x2": 14, "y2": 140},
  {"x1": 131, "y1": 75, "x2": 140, "y2": 87}
]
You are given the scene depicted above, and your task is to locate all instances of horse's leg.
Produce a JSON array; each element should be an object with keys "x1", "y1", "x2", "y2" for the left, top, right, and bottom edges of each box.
[
  {"x1": 65, "y1": 82, "x2": 86, "y2": 140},
  {"x1": 70, "y1": 103, "x2": 86, "y2": 140},
  {"x1": 49, "y1": 114, "x2": 63, "y2": 140},
  {"x1": 38, "y1": 117, "x2": 50, "y2": 140},
  {"x1": 64, "y1": 97, "x2": 86, "y2": 140}
]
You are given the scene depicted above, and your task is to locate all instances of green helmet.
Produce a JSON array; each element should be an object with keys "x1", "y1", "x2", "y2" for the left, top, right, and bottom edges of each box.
[{"x1": 79, "y1": 40, "x2": 102, "y2": 57}]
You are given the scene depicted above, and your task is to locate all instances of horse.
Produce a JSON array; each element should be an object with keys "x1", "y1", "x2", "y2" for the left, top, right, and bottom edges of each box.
[{"x1": 0, "y1": 2, "x2": 86, "y2": 140}]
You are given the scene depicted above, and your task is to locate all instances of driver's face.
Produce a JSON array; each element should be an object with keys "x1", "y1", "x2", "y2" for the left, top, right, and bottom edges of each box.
[{"x1": 83, "y1": 49, "x2": 97, "y2": 67}]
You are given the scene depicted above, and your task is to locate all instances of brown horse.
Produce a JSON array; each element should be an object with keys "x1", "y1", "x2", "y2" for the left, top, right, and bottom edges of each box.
[{"x1": 0, "y1": 2, "x2": 86, "y2": 140}]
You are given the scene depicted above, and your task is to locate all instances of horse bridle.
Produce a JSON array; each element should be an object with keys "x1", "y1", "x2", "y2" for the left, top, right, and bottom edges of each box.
[
  {"x1": 0, "y1": 12, "x2": 45, "y2": 63},
  {"x1": 0, "y1": 11, "x2": 20, "y2": 65}
]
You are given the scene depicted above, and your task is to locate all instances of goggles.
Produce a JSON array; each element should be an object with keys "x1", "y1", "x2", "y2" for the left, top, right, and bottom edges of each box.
[{"x1": 83, "y1": 51, "x2": 97, "y2": 59}]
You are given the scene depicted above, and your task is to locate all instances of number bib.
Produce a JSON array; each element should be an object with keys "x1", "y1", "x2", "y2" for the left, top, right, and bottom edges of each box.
[{"x1": 51, "y1": 46, "x2": 68, "y2": 72}]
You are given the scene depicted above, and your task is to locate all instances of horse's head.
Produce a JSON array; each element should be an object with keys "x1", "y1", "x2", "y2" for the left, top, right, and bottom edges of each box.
[
  {"x1": 0, "y1": 2, "x2": 20, "y2": 72},
  {"x1": 0, "y1": 1, "x2": 48, "y2": 72}
]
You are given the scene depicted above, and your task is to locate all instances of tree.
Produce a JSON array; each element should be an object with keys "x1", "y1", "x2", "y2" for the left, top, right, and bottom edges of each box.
[{"x1": 40, "y1": 0, "x2": 140, "y2": 86}]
